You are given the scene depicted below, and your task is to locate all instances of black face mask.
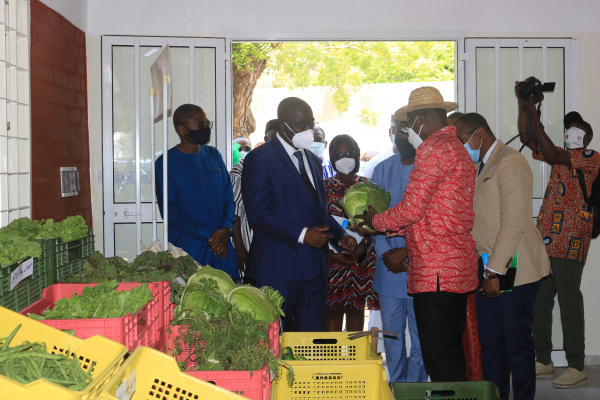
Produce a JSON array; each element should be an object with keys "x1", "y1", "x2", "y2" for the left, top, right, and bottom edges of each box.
[
  {"x1": 188, "y1": 127, "x2": 211, "y2": 145},
  {"x1": 395, "y1": 136, "x2": 416, "y2": 160}
]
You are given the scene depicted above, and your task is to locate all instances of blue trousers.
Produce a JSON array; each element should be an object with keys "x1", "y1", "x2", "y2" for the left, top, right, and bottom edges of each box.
[
  {"x1": 476, "y1": 270, "x2": 540, "y2": 400},
  {"x1": 379, "y1": 294, "x2": 428, "y2": 383},
  {"x1": 257, "y1": 275, "x2": 326, "y2": 332}
]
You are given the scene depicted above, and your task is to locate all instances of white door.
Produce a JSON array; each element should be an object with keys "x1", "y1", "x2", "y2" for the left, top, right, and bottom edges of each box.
[
  {"x1": 464, "y1": 38, "x2": 578, "y2": 360},
  {"x1": 464, "y1": 38, "x2": 577, "y2": 217},
  {"x1": 101, "y1": 36, "x2": 228, "y2": 261}
]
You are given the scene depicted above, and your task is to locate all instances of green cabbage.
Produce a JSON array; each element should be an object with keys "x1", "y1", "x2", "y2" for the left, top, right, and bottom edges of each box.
[
  {"x1": 340, "y1": 181, "x2": 391, "y2": 226},
  {"x1": 227, "y1": 286, "x2": 281, "y2": 322},
  {"x1": 187, "y1": 265, "x2": 235, "y2": 297},
  {"x1": 175, "y1": 279, "x2": 231, "y2": 321}
]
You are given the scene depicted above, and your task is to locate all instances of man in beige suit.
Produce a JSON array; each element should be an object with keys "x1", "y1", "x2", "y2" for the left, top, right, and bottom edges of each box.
[{"x1": 455, "y1": 113, "x2": 550, "y2": 400}]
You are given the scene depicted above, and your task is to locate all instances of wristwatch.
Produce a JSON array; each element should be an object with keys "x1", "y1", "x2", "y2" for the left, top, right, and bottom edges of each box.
[{"x1": 482, "y1": 270, "x2": 498, "y2": 280}]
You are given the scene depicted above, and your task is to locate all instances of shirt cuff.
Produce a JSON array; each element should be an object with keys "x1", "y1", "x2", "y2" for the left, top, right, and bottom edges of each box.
[
  {"x1": 298, "y1": 227, "x2": 308, "y2": 244},
  {"x1": 485, "y1": 266, "x2": 504, "y2": 275}
]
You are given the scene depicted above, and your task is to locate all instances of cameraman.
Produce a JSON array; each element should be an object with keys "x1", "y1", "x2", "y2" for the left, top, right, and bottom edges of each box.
[{"x1": 516, "y1": 82, "x2": 600, "y2": 389}]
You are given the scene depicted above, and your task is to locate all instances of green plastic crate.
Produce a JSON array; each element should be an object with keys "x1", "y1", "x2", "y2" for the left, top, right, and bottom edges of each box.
[
  {"x1": 391, "y1": 381, "x2": 501, "y2": 400},
  {"x1": 55, "y1": 258, "x2": 86, "y2": 282},
  {"x1": 0, "y1": 243, "x2": 54, "y2": 311},
  {"x1": 56, "y1": 229, "x2": 94, "y2": 268}
]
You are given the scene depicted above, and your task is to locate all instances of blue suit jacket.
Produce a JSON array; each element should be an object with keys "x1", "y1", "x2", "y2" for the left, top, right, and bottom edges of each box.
[{"x1": 242, "y1": 136, "x2": 346, "y2": 283}]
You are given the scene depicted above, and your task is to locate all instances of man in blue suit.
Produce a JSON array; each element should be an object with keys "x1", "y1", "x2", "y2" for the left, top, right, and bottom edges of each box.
[{"x1": 242, "y1": 97, "x2": 357, "y2": 332}]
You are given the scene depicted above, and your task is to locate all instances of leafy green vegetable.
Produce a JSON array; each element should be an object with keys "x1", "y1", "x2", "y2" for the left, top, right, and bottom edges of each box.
[
  {"x1": 187, "y1": 266, "x2": 235, "y2": 297},
  {"x1": 52, "y1": 216, "x2": 89, "y2": 243},
  {"x1": 0, "y1": 324, "x2": 95, "y2": 390},
  {"x1": 174, "y1": 278, "x2": 231, "y2": 321},
  {"x1": 340, "y1": 181, "x2": 391, "y2": 226},
  {"x1": 0, "y1": 216, "x2": 90, "y2": 266},
  {"x1": 227, "y1": 285, "x2": 283, "y2": 322},
  {"x1": 63, "y1": 251, "x2": 198, "y2": 304},
  {"x1": 169, "y1": 308, "x2": 278, "y2": 372},
  {"x1": 0, "y1": 236, "x2": 42, "y2": 267},
  {"x1": 260, "y1": 286, "x2": 285, "y2": 317},
  {"x1": 28, "y1": 280, "x2": 153, "y2": 320}
]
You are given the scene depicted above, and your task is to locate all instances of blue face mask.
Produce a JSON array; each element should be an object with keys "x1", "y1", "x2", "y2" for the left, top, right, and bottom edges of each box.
[
  {"x1": 464, "y1": 129, "x2": 482, "y2": 164},
  {"x1": 188, "y1": 127, "x2": 211, "y2": 145}
]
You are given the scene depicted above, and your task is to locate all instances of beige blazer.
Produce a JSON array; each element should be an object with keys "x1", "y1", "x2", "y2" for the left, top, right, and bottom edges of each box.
[{"x1": 472, "y1": 141, "x2": 550, "y2": 286}]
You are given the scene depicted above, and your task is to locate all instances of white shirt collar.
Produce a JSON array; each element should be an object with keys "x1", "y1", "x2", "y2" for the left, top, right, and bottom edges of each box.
[{"x1": 482, "y1": 139, "x2": 499, "y2": 164}]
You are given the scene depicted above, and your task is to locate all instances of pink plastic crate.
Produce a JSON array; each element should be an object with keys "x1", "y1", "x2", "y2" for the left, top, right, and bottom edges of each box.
[
  {"x1": 163, "y1": 325, "x2": 271, "y2": 400},
  {"x1": 20, "y1": 281, "x2": 169, "y2": 351}
]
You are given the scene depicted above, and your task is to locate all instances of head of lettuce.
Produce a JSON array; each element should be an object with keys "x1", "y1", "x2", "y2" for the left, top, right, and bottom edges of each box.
[{"x1": 341, "y1": 181, "x2": 391, "y2": 228}]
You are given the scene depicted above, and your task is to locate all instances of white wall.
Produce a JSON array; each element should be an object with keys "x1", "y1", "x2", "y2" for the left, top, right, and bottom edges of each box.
[
  {"x1": 40, "y1": 0, "x2": 87, "y2": 32},
  {"x1": 71, "y1": 0, "x2": 600, "y2": 358}
]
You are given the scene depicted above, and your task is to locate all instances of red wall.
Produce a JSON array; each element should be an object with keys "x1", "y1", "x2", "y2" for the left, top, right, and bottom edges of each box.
[{"x1": 30, "y1": 0, "x2": 92, "y2": 227}]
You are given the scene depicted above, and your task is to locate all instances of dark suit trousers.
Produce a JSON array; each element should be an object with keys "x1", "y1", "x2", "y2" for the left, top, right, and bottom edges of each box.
[
  {"x1": 413, "y1": 290, "x2": 469, "y2": 382},
  {"x1": 257, "y1": 275, "x2": 327, "y2": 332},
  {"x1": 476, "y1": 262, "x2": 541, "y2": 400}
]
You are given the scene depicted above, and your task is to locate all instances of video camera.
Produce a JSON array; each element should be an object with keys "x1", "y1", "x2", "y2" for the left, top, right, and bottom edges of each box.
[
  {"x1": 515, "y1": 76, "x2": 556, "y2": 104},
  {"x1": 508, "y1": 76, "x2": 555, "y2": 152}
]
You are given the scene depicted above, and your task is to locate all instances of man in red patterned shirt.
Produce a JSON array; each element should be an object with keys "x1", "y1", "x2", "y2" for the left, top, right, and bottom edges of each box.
[
  {"x1": 359, "y1": 87, "x2": 479, "y2": 382},
  {"x1": 517, "y1": 90, "x2": 600, "y2": 388}
]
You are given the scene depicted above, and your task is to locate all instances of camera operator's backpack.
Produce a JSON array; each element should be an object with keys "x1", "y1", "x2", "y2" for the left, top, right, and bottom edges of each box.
[{"x1": 576, "y1": 168, "x2": 600, "y2": 239}]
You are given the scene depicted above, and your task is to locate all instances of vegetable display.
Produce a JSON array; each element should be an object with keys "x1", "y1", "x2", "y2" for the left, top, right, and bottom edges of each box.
[
  {"x1": 0, "y1": 216, "x2": 90, "y2": 267},
  {"x1": 168, "y1": 274, "x2": 292, "y2": 381},
  {"x1": 340, "y1": 181, "x2": 391, "y2": 226},
  {"x1": 62, "y1": 251, "x2": 199, "y2": 304},
  {"x1": 0, "y1": 324, "x2": 94, "y2": 390},
  {"x1": 27, "y1": 280, "x2": 153, "y2": 320}
]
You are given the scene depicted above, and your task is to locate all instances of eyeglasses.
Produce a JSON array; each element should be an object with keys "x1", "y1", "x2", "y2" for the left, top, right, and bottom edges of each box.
[
  {"x1": 333, "y1": 151, "x2": 356, "y2": 160},
  {"x1": 183, "y1": 120, "x2": 214, "y2": 129},
  {"x1": 394, "y1": 125, "x2": 409, "y2": 135},
  {"x1": 239, "y1": 146, "x2": 252, "y2": 152},
  {"x1": 458, "y1": 127, "x2": 478, "y2": 144}
]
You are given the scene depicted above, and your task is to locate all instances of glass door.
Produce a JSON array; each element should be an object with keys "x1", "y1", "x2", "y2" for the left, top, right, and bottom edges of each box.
[
  {"x1": 464, "y1": 37, "x2": 578, "y2": 359},
  {"x1": 102, "y1": 36, "x2": 227, "y2": 260},
  {"x1": 464, "y1": 38, "x2": 577, "y2": 217}
]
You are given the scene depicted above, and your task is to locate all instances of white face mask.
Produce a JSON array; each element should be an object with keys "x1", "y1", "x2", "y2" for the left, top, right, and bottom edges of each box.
[
  {"x1": 407, "y1": 118, "x2": 424, "y2": 149},
  {"x1": 335, "y1": 157, "x2": 356, "y2": 174},
  {"x1": 564, "y1": 127, "x2": 586, "y2": 149},
  {"x1": 239, "y1": 150, "x2": 249, "y2": 159},
  {"x1": 285, "y1": 122, "x2": 314, "y2": 150},
  {"x1": 310, "y1": 142, "x2": 326, "y2": 158}
]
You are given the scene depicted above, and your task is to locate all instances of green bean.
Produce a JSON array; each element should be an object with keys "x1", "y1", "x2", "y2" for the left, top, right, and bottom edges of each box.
[{"x1": 0, "y1": 325, "x2": 93, "y2": 390}]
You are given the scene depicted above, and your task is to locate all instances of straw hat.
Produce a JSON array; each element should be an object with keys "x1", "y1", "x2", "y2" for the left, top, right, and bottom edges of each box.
[{"x1": 395, "y1": 86, "x2": 458, "y2": 122}]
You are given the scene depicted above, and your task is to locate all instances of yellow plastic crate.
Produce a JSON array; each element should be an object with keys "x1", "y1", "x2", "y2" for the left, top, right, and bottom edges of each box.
[
  {"x1": 0, "y1": 306, "x2": 128, "y2": 400},
  {"x1": 273, "y1": 360, "x2": 393, "y2": 400},
  {"x1": 99, "y1": 347, "x2": 252, "y2": 400},
  {"x1": 279, "y1": 331, "x2": 380, "y2": 361}
]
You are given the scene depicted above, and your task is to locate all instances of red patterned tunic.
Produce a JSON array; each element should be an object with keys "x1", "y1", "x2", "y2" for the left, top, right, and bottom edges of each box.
[
  {"x1": 533, "y1": 147, "x2": 600, "y2": 263},
  {"x1": 325, "y1": 174, "x2": 379, "y2": 310},
  {"x1": 372, "y1": 126, "x2": 479, "y2": 294}
]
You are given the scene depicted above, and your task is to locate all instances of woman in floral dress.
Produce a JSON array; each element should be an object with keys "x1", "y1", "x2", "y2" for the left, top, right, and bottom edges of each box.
[{"x1": 324, "y1": 134, "x2": 379, "y2": 331}]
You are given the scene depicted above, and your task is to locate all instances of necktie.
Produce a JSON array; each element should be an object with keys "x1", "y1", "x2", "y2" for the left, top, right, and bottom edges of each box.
[
  {"x1": 294, "y1": 151, "x2": 318, "y2": 202},
  {"x1": 477, "y1": 161, "x2": 485, "y2": 177}
]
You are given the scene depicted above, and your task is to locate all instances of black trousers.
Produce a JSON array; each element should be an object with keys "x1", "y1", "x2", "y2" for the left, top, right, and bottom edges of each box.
[{"x1": 413, "y1": 290, "x2": 469, "y2": 382}]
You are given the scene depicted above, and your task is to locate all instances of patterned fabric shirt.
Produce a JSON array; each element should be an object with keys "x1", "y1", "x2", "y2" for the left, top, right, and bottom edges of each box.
[
  {"x1": 534, "y1": 147, "x2": 600, "y2": 263},
  {"x1": 372, "y1": 126, "x2": 479, "y2": 294}
]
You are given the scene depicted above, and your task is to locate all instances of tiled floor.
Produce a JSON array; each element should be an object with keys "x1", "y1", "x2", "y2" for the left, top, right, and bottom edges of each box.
[{"x1": 534, "y1": 366, "x2": 600, "y2": 399}]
